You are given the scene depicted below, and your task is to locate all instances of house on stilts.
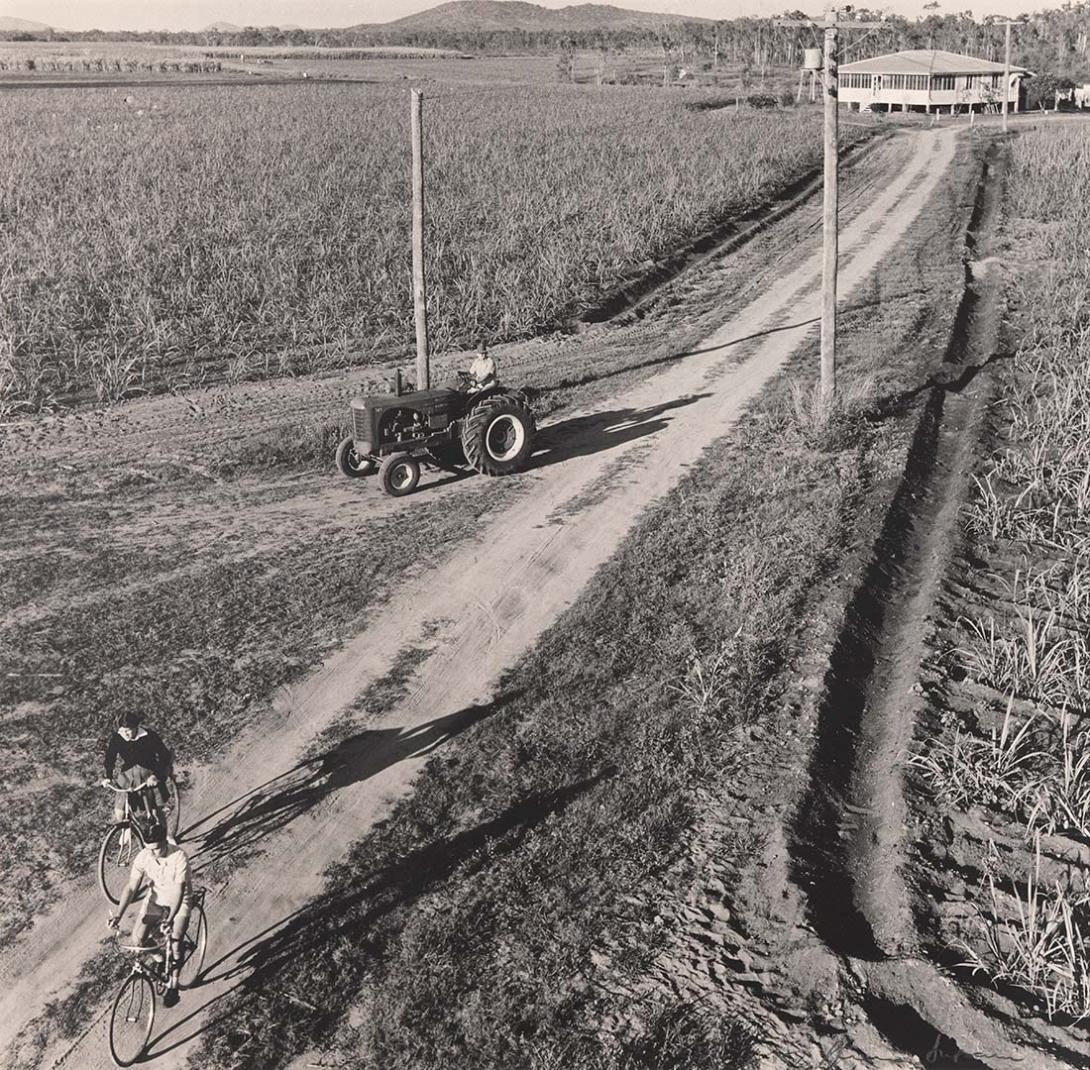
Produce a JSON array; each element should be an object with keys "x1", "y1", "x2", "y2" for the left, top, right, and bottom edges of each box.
[{"x1": 838, "y1": 49, "x2": 1032, "y2": 114}]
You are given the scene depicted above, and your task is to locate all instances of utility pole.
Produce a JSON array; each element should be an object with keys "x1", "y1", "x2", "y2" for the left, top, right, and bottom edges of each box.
[
  {"x1": 820, "y1": 9, "x2": 838, "y2": 400},
  {"x1": 775, "y1": 8, "x2": 882, "y2": 401},
  {"x1": 410, "y1": 88, "x2": 429, "y2": 390},
  {"x1": 1000, "y1": 19, "x2": 1025, "y2": 132}
]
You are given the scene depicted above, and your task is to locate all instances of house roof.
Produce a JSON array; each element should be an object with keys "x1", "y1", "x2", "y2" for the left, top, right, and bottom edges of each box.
[{"x1": 840, "y1": 49, "x2": 1029, "y2": 76}]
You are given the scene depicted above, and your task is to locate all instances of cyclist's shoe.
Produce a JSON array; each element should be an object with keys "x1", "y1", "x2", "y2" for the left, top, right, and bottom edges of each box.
[{"x1": 163, "y1": 986, "x2": 180, "y2": 1008}]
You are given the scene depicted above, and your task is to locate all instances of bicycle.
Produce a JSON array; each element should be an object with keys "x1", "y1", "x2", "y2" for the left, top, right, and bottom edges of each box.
[
  {"x1": 108, "y1": 888, "x2": 209, "y2": 1067},
  {"x1": 99, "y1": 779, "x2": 165, "y2": 905}
]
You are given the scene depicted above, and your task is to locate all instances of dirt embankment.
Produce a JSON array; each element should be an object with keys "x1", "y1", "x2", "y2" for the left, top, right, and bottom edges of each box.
[{"x1": 0, "y1": 129, "x2": 960, "y2": 1070}]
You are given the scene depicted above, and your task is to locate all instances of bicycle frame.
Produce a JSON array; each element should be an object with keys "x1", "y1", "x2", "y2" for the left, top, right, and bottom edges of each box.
[
  {"x1": 105, "y1": 780, "x2": 163, "y2": 836},
  {"x1": 125, "y1": 787, "x2": 161, "y2": 835},
  {"x1": 109, "y1": 888, "x2": 207, "y2": 1066},
  {"x1": 127, "y1": 946, "x2": 170, "y2": 991},
  {"x1": 120, "y1": 887, "x2": 206, "y2": 987}
]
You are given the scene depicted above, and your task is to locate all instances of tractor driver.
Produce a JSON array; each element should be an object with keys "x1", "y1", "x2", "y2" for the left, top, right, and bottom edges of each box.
[{"x1": 466, "y1": 342, "x2": 497, "y2": 391}]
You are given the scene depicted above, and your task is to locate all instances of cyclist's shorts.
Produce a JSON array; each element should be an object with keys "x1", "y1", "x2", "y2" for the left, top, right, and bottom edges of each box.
[
  {"x1": 139, "y1": 892, "x2": 191, "y2": 925},
  {"x1": 117, "y1": 765, "x2": 171, "y2": 806}
]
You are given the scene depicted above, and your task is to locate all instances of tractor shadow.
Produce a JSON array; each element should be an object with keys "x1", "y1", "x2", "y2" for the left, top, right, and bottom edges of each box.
[
  {"x1": 144, "y1": 765, "x2": 613, "y2": 1060},
  {"x1": 184, "y1": 698, "x2": 509, "y2": 870},
  {"x1": 530, "y1": 392, "x2": 711, "y2": 469}
]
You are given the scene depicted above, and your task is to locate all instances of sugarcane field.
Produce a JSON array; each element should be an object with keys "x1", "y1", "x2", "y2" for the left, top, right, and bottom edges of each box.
[{"x1": 3, "y1": 0, "x2": 1090, "y2": 1067}]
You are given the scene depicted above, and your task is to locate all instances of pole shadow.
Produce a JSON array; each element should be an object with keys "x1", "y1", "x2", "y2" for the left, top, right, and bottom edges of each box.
[
  {"x1": 667, "y1": 316, "x2": 821, "y2": 362},
  {"x1": 875, "y1": 349, "x2": 1016, "y2": 419},
  {"x1": 537, "y1": 316, "x2": 821, "y2": 400}
]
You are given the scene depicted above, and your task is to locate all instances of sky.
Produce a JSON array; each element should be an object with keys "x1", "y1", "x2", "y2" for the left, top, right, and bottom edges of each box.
[{"x1": 0, "y1": 0, "x2": 1050, "y2": 32}]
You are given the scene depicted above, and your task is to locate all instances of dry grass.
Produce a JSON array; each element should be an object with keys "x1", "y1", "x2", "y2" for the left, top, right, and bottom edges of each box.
[
  {"x1": 957, "y1": 608, "x2": 1090, "y2": 711},
  {"x1": 908, "y1": 697, "x2": 1046, "y2": 814},
  {"x1": 963, "y1": 843, "x2": 1090, "y2": 1021},
  {"x1": 909, "y1": 698, "x2": 1090, "y2": 840},
  {"x1": 784, "y1": 376, "x2": 876, "y2": 450}
]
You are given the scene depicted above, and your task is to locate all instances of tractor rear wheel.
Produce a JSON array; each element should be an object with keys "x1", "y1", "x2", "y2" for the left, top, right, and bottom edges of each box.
[
  {"x1": 335, "y1": 437, "x2": 376, "y2": 478},
  {"x1": 460, "y1": 396, "x2": 535, "y2": 476},
  {"x1": 379, "y1": 453, "x2": 421, "y2": 496}
]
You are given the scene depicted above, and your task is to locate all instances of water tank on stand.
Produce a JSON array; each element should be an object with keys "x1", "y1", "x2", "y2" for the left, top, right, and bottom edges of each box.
[{"x1": 802, "y1": 48, "x2": 823, "y2": 71}]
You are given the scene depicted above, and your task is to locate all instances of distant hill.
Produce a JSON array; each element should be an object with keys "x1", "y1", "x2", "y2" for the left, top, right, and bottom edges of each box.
[
  {"x1": 368, "y1": 1, "x2": 708, "y2": 32},
  {"x1": 201, "y1": 20, "x2": 306, "y2": 31},
  {"x1": 0, "y1": 15, "x2": 56, "y2": 31}
]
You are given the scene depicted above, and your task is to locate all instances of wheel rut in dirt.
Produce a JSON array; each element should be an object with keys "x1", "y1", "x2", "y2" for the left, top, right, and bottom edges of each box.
[{"x1": 790, "y1": 139, "x2": 1079, "y2": 1067}]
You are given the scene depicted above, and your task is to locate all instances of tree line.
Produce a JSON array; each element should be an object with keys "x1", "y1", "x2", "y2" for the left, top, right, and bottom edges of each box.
[{"x1": 3, "y1": 4, "x2": 1088, "y2": 79}]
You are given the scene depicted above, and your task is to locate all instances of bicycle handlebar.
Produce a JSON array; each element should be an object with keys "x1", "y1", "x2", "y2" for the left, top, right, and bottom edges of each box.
[
  {"x1": 101, "y1": 777, "x2": 158, "y2": 793},
  {"x1": 114, "y1": 936, "x2": 167, "y2": 955}
]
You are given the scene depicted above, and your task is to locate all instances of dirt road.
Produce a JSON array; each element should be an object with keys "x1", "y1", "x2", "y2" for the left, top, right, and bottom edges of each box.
[{"x1": 2, "y1": 126, "x2": 961, "y2": 1069}]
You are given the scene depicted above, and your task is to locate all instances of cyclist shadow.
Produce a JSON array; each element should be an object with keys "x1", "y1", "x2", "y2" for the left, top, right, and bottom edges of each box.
[
  {"x1": 142, "y1": 764, "x2": 612, "y2": 1061},
  {"x1": 188, "y1": 701, "x2": 501, "y2": 870}
]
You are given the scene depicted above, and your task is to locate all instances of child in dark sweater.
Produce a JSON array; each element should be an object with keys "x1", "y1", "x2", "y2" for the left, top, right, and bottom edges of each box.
[{"x1": 103, "y1": 711, "x2": 181, "y2": 840}]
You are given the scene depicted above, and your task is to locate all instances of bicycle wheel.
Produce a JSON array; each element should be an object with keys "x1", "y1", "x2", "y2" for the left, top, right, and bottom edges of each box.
[
  {"x1": 99, "y1": 824, "x2": 144, "y2": 905},
  {"x1": 109, "y1": 973, "x2": 155, "y2": 1067},
  {"x1": 176, "y1": 903, "x2": 208, "y2": 988}
]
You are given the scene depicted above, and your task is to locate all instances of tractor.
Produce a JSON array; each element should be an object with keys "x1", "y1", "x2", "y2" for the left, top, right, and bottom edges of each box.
[{"x1": 335, "y1": 370, "x2": 537, "y2": 496}]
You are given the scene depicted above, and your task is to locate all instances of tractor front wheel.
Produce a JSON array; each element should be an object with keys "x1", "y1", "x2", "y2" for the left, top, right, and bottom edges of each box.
[
  {"x1": 379, "y1": 453, "x2": 421, "y2": 496},
  {"x1": 335, "y1": 437, "x2": 376, "y2": 478},
  {"x1": 460, "y1": 396, "x2": 536, "y2": 477}
]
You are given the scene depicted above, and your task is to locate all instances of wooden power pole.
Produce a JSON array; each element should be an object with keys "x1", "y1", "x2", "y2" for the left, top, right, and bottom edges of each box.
[
  {"x1": 775, "y1": 8, "x2": 881, "y2": 401},
  {"x1": 1000, "y1": 20, "x2": 1025, "y2": 132},
  {"x1": 410, "y1": 88, "x2": 429, "y2": 390},
  {"x1": 820, "y1": 11, "x2": 839, "y2": 401}
]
